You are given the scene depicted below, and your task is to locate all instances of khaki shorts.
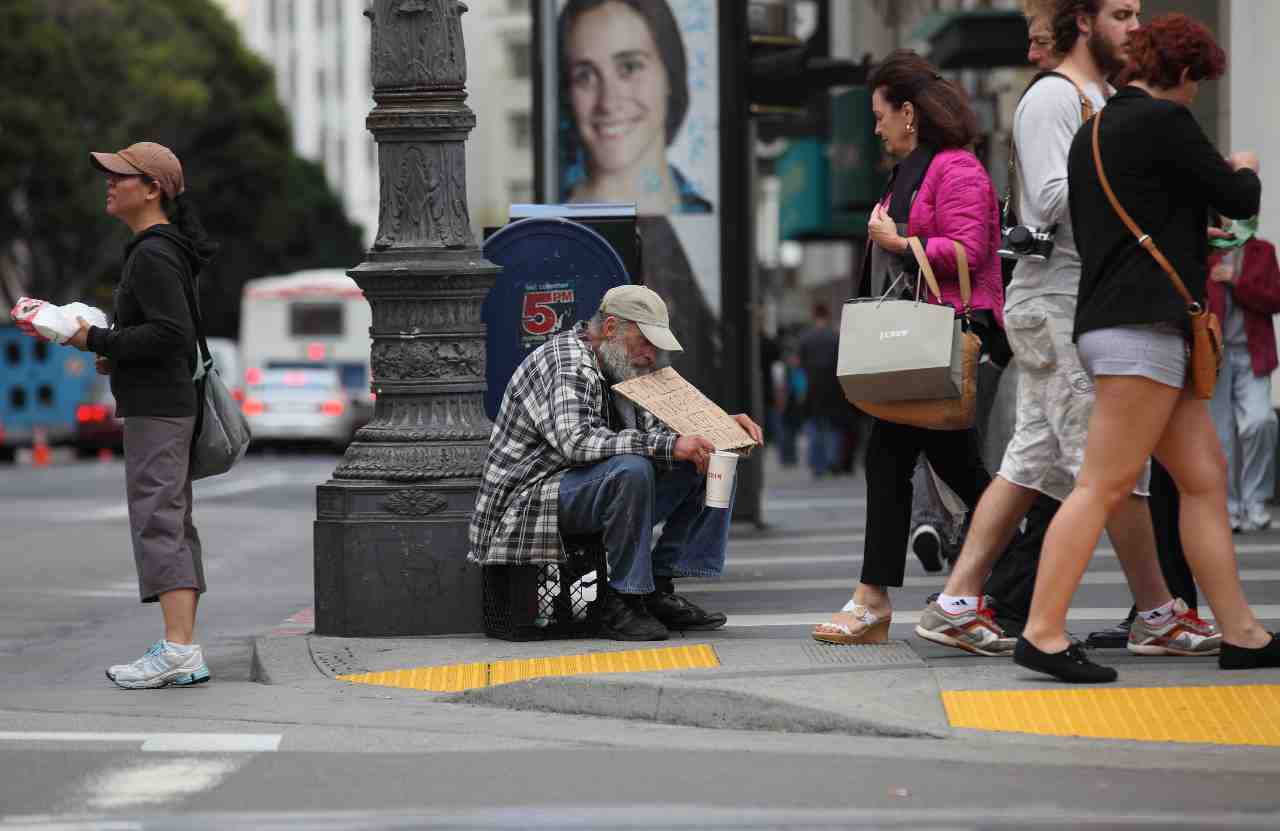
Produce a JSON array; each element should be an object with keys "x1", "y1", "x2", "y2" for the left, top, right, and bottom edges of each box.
[{"x1": 997, "y1": 297, "x2": 1150, "y2": 502}]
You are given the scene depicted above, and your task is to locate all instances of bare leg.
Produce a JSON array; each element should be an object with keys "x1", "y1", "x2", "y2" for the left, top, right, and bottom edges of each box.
[
  {"x1": 1023, "y1": 377, "x2": 1180, "y2": 654},
  {"x1": 943, "y1": 476, "x2": 1040, "y2": 597},
  {"x1": 1154, "y1": 394, "x2": 1271, "y2": 648},
  {"x1": 853, "y1": 582, "x2": 892, "y2": 617},
  {"x1": 159, "y1": 588, "x2": 198, "y2": 645},
  {"x1": 1104, "y1": 495, "x2": 1173, "y2": 612}
]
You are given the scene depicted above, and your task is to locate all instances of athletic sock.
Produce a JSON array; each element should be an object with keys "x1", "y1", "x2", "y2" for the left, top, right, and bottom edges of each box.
[
  {"x1": 164, "y1": 641, "x2": 196, "y2": 655},
  {"x1": 937, "y1": 594, "x2": 980, "y2": 615},
  {"x1": 1138, "y1": 599, "x2": 1176, "y2": 628}
]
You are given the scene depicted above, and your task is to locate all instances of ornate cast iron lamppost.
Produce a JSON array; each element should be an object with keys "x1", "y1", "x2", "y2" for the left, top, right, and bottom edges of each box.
[{"x1": 314, "y1": 0, "x2": 498, "y2": 636}]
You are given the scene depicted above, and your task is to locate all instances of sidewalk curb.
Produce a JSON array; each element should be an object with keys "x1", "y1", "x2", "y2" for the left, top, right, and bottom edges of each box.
[
  {"x1": 251, "y1": 633, "x2": 949, "y2": 738},
  {"x1": 455, "y1": 674, "x2": 948, "y2": 738},
  {"x1": 251, "y1": 633, "x2": 320, "y2": 686}
]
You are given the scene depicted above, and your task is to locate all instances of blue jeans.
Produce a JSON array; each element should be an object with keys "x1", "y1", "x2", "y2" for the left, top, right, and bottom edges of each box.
[
  {"x1": 806, "y1": 417, "x2": 839, "y2": 476},
  {"x1": 1210, "y1": 347, "x2": 1278, "y2": 520},
  {"x1": 557, "y1": 455, "x2": 733, "y2": 594}
]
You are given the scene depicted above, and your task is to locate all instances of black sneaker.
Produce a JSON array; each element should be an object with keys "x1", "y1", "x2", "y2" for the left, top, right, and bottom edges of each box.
[
  {"x1": 599, "y1": 590, "x2": 669, "y2": 641},
  {"x1": 910, "y1": 524, "x2": 943, "y2": 573},
  {"x1": 1014, "y1": 637, "x2": 1118, "y2": 684},
  {"x1": 1220, "y1": 633, "x2": 1280, "y2": 670},
  {"x1": 1085, "y1": 617, "x2": 1133, "y2": 649},
  {"x1": 646, "y1": 590, "x2": 727, "y2": 631}
]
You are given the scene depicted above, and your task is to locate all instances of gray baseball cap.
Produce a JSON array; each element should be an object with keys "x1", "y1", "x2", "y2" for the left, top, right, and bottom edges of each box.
[{"x1": 599, "y1": 285, "x2": 683, "y2": 352}]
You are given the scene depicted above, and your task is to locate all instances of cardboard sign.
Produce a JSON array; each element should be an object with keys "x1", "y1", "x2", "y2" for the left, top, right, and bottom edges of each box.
[{"x1": 612, "y1": 367, "x2": 756, "y2": 452}]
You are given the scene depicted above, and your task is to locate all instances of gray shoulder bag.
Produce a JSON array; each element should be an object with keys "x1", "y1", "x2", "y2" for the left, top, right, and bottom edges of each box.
[{"x1": 179, "y1": 274, "x2": 251, "y2": 480}]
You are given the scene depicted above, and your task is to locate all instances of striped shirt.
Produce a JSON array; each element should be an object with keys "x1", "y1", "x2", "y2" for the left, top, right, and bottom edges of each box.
[{"x1": 467, "y1": 323, "x2": 678, "y2": 566}]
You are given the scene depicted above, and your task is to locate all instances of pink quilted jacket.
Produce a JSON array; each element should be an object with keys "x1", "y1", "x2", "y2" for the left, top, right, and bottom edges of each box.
[{"x1": 892, "y1": 148, "x2": 1005, "y2": 326}]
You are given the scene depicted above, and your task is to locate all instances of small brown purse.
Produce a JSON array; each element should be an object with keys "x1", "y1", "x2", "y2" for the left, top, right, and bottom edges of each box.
[
  {"x1": 1091, "y1": 110, "x2": 1222, "y2": 399},
  {"x1": 853, "y1": 238, "x2": 981, "y2": 431}
]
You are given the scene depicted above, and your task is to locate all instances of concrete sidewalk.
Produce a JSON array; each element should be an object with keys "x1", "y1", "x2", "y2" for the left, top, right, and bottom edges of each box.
[
  {"x1": 252, "y1": 626, "x2": 1280, "y2": 745},
  {"x1": 253, "y1": 457, "x2": 1280, "y2": 747}
]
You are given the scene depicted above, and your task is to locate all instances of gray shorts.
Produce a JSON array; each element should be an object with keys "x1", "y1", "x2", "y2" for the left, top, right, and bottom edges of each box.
[{"x1": 1076, "y1": 324, "x2": 1188, "y2": 390}]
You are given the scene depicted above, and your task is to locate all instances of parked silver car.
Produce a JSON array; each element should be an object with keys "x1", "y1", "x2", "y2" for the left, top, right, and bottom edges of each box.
[{"x1": 242, "y1": 368, "x2": 357, "y2": 452}]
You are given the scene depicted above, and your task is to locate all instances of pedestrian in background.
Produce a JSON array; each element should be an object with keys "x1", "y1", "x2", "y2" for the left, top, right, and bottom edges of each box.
[
  {"x1": 1017, "y1": 14, "x2": 1278, "y2": 682},
  {"x1": 67, "y1": 142, "x2": 218, "y2": 689},
  {"x1": 1207, "y1": 217, "x2": 1280, "y2": 534},
  {"x1": 812, "y1": 50, "x2": 1005, "y2": 645},
  {"x1": 796, "y1": 303, "x2": 842, "y2": 480},
  {"x1": 773, "y1": 346, "x2": 805, "y2": 468}
]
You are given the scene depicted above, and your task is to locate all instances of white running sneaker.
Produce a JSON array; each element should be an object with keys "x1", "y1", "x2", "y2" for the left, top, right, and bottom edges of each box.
[
  {"x1": 107, "y1": 641, "x2": 210, "y2": 689},
  {"x1": 1127, "y1": 600, "x2": 1221, "y2": 656}
]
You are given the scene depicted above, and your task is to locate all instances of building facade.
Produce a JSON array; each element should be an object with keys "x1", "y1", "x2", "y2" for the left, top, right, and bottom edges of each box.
[{"x1": 213, "y1": 0, "x2": 535, "y2": 246}]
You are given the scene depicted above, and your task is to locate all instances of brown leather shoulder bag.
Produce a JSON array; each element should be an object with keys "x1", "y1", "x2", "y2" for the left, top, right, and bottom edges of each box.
[{"x1": 1090, "y1": 109, "x2": 1222, "y2": 399}]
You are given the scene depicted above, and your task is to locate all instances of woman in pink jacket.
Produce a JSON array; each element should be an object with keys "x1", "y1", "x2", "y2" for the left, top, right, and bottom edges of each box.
[{"x1": 813, "y1": 50, "x2": 1006, "y2": 645}]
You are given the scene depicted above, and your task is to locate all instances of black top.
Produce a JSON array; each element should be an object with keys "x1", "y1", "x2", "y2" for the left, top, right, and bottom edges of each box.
[
  {"x1": 86, "y1": 224, "x2": 209, "y2": 417},
  {"x1": 1068, "y1": 86, "x2": 1260, "y2": 339},
  {"x1": 797, "y1": 323, "x2": 843, "y2": 421}
]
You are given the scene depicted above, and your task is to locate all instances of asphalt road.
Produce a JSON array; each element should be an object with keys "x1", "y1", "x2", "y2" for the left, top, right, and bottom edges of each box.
[{"x1": 2, "y1": 452, "x2": 1279, "y2": 829}]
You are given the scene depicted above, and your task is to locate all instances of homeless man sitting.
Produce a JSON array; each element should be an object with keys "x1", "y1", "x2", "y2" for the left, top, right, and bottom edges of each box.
[{"x1": 468, "y1": 285, "x2": 764, "y2": 641}]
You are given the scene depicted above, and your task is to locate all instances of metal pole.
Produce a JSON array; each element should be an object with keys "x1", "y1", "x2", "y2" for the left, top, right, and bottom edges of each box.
[{"x1": 314, "y1": 0, "x2": 499, "y2": 636}]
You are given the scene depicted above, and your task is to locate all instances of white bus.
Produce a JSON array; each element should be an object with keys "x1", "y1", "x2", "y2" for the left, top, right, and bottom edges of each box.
[{"x1": 239, "y1": 269, "x2": 374, "y2": 422}]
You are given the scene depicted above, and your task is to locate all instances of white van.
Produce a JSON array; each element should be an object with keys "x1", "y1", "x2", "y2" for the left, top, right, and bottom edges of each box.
[{"x1": 239, "y1": 270, "x2": 373, "y2": 424}]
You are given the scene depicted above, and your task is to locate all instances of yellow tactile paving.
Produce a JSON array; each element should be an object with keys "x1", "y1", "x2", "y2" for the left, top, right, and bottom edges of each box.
[
  {"x1": 336, "y1": 643, "x2": 720, "y2": 693},
  {"x1": 943, "y1": 684, "x2": 1280, "y2": 747}
]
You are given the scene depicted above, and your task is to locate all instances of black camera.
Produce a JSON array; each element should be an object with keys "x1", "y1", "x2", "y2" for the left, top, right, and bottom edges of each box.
[{"x1": 998, "y1": 224, "x2": 1057, "y2": 262}]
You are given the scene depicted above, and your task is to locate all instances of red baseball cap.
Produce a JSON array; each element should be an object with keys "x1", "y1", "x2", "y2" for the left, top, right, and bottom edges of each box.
[{"x1": 90, "y1": 142, "x2": 184, "y2": 199}]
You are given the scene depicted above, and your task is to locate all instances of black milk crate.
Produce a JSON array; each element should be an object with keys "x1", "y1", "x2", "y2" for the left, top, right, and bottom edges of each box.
[{"x1": 482, "y1": 537, "x2": 607, "y2": 641}]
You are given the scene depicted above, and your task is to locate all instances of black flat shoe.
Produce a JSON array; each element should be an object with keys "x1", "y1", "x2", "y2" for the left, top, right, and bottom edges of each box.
[
  {"x1": 1014, "y1": 637, "x2": 1118, "y2": 684},
  {"x1": 1085, "y1": 618, "x2": 1133, "y2": 649},
  {"x1": 1219, "y1": 634, "x2": 1280, "y2": 670}
]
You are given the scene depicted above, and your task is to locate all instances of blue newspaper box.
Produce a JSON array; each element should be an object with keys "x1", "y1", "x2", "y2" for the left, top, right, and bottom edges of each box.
[{"x1": 481, "y1": 215, "x2": 633, "y2": 420}]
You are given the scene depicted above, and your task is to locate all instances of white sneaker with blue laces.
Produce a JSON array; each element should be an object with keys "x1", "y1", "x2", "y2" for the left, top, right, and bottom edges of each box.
[{"x1": 107, "y1": 641, "x2": 210, "y2": 689}]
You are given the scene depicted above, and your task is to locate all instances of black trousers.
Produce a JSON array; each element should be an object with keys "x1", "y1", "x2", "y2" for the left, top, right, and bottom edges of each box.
[
  {"x1": 862, "y1": 418, "x2": 991, "y2": 587},
  {"x1": 984, "y1": 459, "x2": 1197, "y2": 627},
  {"x1": 1148, "y1": 459, "x2": 1198, "y2": 609},
  {"x1": 984, "y1": 493, "x2": 1058, "y2": 626}
]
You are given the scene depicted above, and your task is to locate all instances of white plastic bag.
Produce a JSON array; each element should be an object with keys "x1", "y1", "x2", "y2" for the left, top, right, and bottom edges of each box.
[{"x1": 9, "y1": 297, "x2": 108, "y2": 344}]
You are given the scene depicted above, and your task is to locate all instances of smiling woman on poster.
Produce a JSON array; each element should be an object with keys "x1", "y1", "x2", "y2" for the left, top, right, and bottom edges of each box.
[{"x1": 558, "y1": 0, "x2": 712, "y2": 215}]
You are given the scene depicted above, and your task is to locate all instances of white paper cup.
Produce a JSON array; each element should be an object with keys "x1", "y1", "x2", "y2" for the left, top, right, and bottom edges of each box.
[{"x1": 705, "y1": 451, "x2": 739, "y2": 509}]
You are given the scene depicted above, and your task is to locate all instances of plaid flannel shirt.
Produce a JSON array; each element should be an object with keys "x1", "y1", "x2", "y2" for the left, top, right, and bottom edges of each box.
[{"x1": 468, "y1": 323, "x2": 678, "y2": 566}]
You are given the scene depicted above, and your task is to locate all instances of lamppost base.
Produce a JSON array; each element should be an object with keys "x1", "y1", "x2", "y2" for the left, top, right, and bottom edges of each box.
[{"x1": 314, "y1": 479, "x2": 483, "y2": 636}]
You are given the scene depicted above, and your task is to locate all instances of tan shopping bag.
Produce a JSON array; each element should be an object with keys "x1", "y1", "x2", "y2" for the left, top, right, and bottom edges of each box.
[{"x1": 843, "y1": 238, "x2": 980, "y2": 431}]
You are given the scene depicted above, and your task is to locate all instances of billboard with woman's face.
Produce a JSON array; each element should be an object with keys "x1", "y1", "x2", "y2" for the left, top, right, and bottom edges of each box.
[{"x1": 541, "y1": 0, "x2": 723, "y2": 398}]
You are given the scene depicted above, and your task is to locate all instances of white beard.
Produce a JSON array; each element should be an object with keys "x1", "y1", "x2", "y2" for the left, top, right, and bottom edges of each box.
[{"x1": 598, "y1": 334, "x2": 649, "y2": 383}]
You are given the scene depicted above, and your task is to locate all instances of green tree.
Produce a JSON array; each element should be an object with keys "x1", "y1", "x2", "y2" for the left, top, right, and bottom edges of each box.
[{"x1": 0, "y1": 0, "x2": 365, "y2": 337}]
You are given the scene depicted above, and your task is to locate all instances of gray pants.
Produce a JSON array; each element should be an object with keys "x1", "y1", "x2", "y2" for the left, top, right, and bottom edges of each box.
[
  {"x1": 123, "y1": 416, "x2": 205, "y2": 602},
  {"x1": 1210, "y1": 346, "x2": 1278, "y2": 522}
]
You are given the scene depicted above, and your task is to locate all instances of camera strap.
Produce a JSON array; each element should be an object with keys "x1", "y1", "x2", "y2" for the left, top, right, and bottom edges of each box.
[
  {"x1": 1005, "y1": 72, "x2": 1097, "y2": 223},
  {"x1": 1090, "y1": 109, "x2": 1198, "y2": 311}
]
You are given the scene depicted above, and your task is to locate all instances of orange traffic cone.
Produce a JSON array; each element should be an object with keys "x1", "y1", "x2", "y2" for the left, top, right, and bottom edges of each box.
[{"x1": 31, "y1": 427, "x2": 51, "y2": 467}]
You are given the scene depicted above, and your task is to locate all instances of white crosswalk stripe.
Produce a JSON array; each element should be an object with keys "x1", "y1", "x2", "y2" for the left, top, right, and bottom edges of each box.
[
  {"x1": 0, "y1": 732, "x2": 281, "y2": 752},
  {"x1": 725, "y1": 605, "x2": 1280, "y2": 629},
  {"x1": 692, "y1": 570, "x2": 1280, "y2": 593}
]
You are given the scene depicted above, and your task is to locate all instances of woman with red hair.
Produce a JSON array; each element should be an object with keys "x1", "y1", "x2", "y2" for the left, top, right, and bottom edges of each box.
[{"x1": 1015, "y1": 14, "x2": 1277, "y2": 682}]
